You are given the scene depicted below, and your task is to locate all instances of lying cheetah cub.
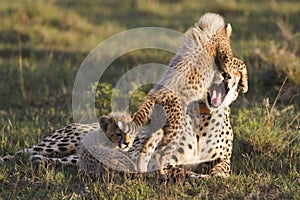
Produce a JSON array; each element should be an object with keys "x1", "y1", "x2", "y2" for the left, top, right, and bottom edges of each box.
[{"x1": 0, "y1": 113, "x2": 132, "y2": 166}]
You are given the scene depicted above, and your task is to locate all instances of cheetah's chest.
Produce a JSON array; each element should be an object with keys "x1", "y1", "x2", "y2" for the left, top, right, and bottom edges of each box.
[{"x1": 193, "y1": 112, "x2": 233, "y2": 163}]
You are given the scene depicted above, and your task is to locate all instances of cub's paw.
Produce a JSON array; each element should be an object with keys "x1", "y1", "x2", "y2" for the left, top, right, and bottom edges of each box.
[{"x1": 239, "y1": 82, "x2": 248, "y2": 94}]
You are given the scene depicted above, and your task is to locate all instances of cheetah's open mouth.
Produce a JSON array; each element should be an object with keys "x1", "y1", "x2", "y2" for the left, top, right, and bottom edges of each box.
[{"x1": 207, "y1": 82, "x2": 228, "y2": 108}]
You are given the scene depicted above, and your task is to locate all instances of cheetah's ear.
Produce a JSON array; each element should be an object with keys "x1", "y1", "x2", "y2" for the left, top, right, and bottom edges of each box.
[
  {"x1": 225, "y1": 23, "x2": 232, "y2": 38},
  {"x1": 99, "y1": 115, "x2": 111, "y2": 132}
]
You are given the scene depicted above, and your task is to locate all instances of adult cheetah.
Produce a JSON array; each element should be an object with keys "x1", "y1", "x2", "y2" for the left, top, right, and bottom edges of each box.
[
  {"x1": 113, "y1": 12, "x2": 247, "y2": 175},
  {"x1": 116, "y1": 13, "x2": 247, "y2": 153}
]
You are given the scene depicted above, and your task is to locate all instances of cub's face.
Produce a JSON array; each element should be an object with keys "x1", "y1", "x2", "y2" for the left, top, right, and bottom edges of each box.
[{"x1": 99, "y1": 114, "x2": 135, "y2": 151}]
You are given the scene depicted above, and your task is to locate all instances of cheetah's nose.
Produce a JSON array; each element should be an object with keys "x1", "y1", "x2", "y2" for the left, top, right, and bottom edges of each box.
[
  {"x1": 123, "y1": 141, "x2": 130, "y2": 147},
  {"x1": 120, "y1": 142, "x2": 130, "y2": 151}
]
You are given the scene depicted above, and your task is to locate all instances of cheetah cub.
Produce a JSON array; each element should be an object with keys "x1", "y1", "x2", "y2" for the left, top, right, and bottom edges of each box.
[{"x1": 117, "y1": 13, "x2": 248, "y2": 147}]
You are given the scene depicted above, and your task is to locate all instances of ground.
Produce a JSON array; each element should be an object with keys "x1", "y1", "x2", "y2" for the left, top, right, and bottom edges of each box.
[{"x1": 0, "y1": 0, "x2": 299, "y2": 199}]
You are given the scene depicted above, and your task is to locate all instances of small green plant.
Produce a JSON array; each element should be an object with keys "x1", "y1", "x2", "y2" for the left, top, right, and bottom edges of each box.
[{"x1": 94, "y1": 82, "x2": 148, "y2": 116}]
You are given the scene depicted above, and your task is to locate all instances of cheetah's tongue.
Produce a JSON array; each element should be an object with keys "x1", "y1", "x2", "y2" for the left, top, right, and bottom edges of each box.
[
  {"x1": 210, "y1": 89, "x2": 222, "y2": 107},
  {"x1": 208, "y1": 83, "x2": 226, "y2": 108}
]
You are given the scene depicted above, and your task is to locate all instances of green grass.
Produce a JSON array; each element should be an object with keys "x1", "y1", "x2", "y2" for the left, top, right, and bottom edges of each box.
[{"x1": 0, "y1": 0, "x2": 299, "y2": 199}]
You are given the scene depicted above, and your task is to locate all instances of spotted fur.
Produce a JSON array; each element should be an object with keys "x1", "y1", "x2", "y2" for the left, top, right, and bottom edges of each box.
[
  {"x1": 0, "y1": 113, "x2": 131, "y2": 165},
  {"x1": 116, "y1": 13, "x2": 248, "y2": 149}
]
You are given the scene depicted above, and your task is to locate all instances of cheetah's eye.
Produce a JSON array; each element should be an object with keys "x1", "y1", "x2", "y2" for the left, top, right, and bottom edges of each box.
[{"x1": 116, "y1": 132, "x2": 122, "y2": 137}]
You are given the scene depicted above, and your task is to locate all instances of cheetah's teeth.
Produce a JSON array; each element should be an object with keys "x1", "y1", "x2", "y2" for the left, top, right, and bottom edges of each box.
[{"x1": 211, "y1": 90, "x2": 221, "y2": 107}]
